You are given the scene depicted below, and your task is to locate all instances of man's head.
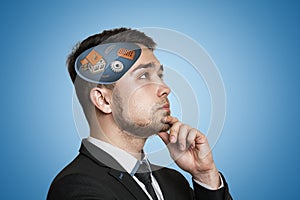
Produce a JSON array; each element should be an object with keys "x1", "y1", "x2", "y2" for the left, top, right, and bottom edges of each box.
[{"x1": 68, "y1": 28, "x2": 171, "y2": 138}]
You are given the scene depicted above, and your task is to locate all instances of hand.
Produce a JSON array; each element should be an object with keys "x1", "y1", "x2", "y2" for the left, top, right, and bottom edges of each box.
[{"x1": 158, "y1": 116, "x2": 221, "y2": 189}]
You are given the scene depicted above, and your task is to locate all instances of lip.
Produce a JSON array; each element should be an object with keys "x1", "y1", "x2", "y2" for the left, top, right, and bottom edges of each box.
[
  {"x1": 161, "y1": 103, "x2": 170, "y2": 111},
  {"x1": 162, "y1": 103, "x2": 170, "y2": 108}
]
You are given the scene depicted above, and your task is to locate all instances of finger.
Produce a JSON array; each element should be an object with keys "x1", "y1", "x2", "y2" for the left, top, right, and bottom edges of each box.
[
  {"x1": 187, "y1": 128, "x2": 197, "y2": 149},
  {"x1": 157, "y1": 132, "x2": 170, "y2": 145},
  {"x1": 195, "y1": 131, "x2": 207, "y2": 144},
  {"x1": 164, "y1": 116, "x2": 179, "y2": 125},
  {"x1": 194, "y1": 133, "x2": 213, "y2": 159},
  {"x1": 177, "y1": 125, "x2": 190, "y2": 151},
  {"x1": 169, "y1": 122, "x2": 181, "y2": 143}
]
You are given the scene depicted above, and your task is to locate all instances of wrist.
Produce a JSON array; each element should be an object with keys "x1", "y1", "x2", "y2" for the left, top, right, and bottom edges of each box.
[{"x1": 192, "y1": 168, "x2": 220, "y2": 190}]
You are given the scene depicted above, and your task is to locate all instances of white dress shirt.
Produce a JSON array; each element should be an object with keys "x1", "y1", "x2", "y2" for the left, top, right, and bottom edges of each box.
[{"x1": 87, "y1": 136, "x2": 223, "y2": 200}]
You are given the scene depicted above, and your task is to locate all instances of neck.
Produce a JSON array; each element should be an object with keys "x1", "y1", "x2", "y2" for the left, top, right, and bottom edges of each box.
[{"x1": 90, "y1": 117, "x2": 147, "y2": 160}]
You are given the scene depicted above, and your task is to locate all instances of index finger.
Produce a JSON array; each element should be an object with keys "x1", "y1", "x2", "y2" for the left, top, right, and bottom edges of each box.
[{"x1": 163, "y1": 116, "x2": 179, "y2": 125}]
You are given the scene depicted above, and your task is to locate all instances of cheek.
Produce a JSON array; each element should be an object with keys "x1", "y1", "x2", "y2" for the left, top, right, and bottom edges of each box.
[
  {"x1": 127, "y1": 86, "x2": 156, "y2": 115},
  {"x1": 129, "y1": 96, "x2": 151, "y2": 116}
]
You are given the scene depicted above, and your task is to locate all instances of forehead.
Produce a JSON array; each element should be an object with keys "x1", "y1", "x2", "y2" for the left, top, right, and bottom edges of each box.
[{"x1": 129, "y1": 46, "x2": 161, "y2": 72}]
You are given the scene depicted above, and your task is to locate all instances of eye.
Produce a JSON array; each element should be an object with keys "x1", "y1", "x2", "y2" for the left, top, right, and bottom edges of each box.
[
  {"x1": 139, "y1": 72, "x2": 149, "y2": 79},
  {"x1": 158, "y1": 73, "x2": 164, "y2": 79}
]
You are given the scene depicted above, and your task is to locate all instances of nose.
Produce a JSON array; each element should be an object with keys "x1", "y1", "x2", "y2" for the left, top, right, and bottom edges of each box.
[{"x1": 157, "y1": 82, "x2": 171, "y2": 97}]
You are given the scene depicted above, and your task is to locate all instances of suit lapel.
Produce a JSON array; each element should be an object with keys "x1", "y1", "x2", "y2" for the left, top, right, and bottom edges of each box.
[
  {"x1": 80, "y1": 139, "x2": 150, "y2": 200},
  {"x1": 80, "y1": 139, "x2": 124, "y2": 171},
  {"x1": 108, "y1": 168, "x2": 150, "y2": 200}
]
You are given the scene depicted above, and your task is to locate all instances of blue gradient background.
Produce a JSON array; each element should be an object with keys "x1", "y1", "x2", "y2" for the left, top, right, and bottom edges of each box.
[{"x1": 1, "y1": 1, "x2": 299, "y2": 199}]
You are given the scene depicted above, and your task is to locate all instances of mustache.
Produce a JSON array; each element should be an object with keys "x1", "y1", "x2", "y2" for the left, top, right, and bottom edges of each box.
[{"x1": 155, "y1": 98, "x2": 170, "y2": 107}]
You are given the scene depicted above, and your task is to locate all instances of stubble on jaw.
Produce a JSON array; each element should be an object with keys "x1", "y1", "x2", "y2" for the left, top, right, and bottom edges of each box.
[{"x1": 111, "y1": 88, "x2": 170, "y2": 138}]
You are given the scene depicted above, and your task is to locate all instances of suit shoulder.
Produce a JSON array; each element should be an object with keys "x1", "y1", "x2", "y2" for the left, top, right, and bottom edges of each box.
[
  {"x1": 47, "y1": 154, "x2": 113, "y2": 199},
  {"x1": 47, "y1": 173, "x2": 116, "y2": 200},
  {"x1": 51, "y1": 153, "x2": 107, "y2": 180}
]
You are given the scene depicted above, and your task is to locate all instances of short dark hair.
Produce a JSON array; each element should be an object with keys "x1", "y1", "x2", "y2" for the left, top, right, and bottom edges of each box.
[{"x1": 67, "y1": 28, "x2": 156, "y2": 125}]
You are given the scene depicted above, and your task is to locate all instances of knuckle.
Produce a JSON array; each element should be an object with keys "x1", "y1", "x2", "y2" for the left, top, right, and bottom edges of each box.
[
  {"x1": 201, "y1": 134, "x2": 208, "y2": 141},
  {"x1": 180, "y1": 124, "x2": 189, "y2": 132}
]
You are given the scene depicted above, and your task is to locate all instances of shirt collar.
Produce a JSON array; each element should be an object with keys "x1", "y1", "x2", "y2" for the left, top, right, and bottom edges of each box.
[{"x1": 87, "y1": 137, "x2": 149, "y2": 176}]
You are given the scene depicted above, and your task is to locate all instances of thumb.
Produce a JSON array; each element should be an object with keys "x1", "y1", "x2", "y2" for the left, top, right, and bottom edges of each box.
[{"x1": 158, "y1": 132, "x2": 170, "y2": 144}]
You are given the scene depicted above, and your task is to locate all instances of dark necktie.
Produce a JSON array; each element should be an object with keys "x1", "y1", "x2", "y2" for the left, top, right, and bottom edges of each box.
[{"x1": 135, "y1": 161, "x2": 158, "y2": 200}]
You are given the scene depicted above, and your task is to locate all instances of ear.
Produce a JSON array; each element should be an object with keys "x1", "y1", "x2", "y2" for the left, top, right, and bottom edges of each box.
[{"x1": 90, "y1": 87, "x2": 112, "y2": 114}]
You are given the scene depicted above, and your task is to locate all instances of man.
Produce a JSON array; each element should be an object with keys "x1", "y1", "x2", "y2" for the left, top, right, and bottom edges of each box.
[{"x1": 47, "y1": 28, "x2": 232, "y2": 200}]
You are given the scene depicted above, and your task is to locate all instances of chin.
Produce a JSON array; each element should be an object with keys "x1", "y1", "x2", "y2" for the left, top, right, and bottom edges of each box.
[{"x1": 160, "y1": 123, "x2": 171, "y2": 132}]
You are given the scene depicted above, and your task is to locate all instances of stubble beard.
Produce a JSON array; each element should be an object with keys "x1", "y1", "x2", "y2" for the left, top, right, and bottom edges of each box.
[{"x1": 112, "y1": 90, "x2": 170, "y2": 138}]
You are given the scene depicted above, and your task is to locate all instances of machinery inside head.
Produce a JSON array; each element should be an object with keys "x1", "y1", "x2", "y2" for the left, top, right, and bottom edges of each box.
[{"x1": 75, "y1": 42, "x2": 142, "y2": 84}]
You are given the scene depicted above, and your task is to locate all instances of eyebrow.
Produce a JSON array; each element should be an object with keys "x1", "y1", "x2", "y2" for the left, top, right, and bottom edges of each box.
[{"x1": 132, "y1": 62, "x2": 164, "y2": 73}]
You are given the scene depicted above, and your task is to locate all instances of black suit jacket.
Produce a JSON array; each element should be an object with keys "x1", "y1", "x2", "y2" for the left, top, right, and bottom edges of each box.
[{"x1": 47, "y1": 140, "x2": 232, "y2": 200}]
